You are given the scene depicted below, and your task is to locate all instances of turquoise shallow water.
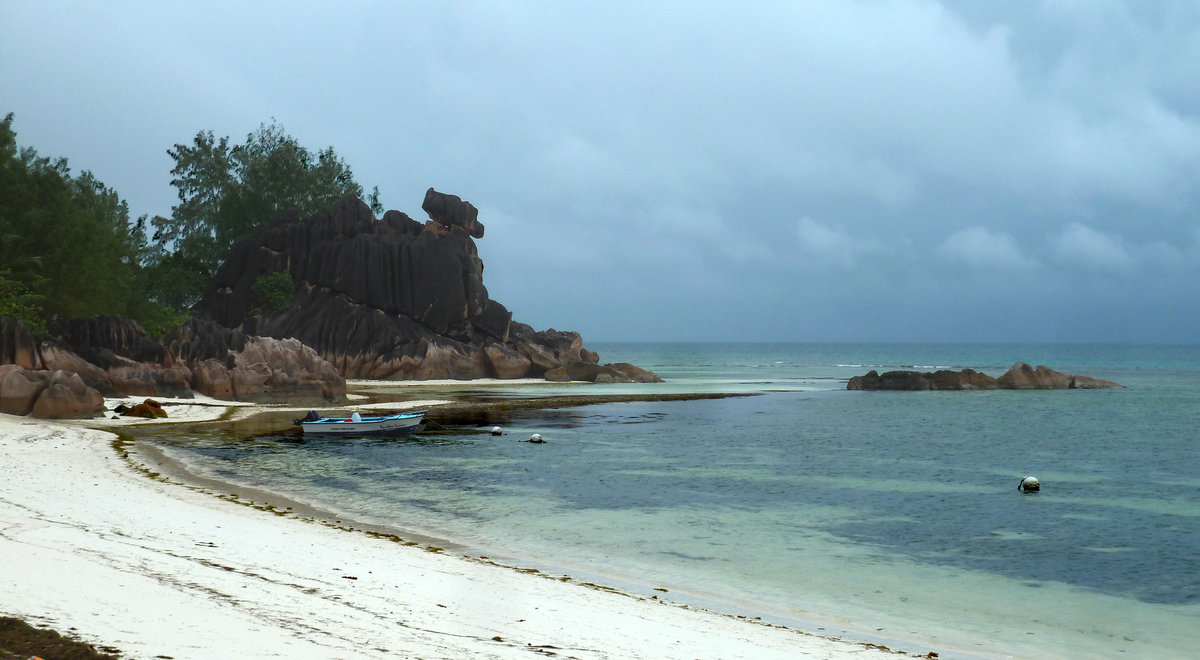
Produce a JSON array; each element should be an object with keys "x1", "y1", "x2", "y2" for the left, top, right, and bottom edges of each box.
[{"x1": 154, "y1": 344, "x2": 1200, "y2": 659}]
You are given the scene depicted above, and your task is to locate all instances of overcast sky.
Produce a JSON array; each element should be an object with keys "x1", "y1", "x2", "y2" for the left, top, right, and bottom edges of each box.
[{"x1": 3, "y1": 1, "x2": 1198, "y2": 342}]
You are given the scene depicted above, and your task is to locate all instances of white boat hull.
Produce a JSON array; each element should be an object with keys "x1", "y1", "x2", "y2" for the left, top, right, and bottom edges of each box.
[{"x1": 299, "y1": 412, "x2": 425, "y2": 437}]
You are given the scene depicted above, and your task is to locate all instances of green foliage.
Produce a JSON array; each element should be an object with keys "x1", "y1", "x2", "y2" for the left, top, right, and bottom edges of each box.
[
  {"x1": 136, "y1": 244, "x2": 211, "y2": 312},
  {"x1": 0, "y1": 273, "x2": 45, "y2": 336},
  {"x1": 0, "y1": 114, "x2": 376, "y2": 333},
  {"x1": 156, "y1": 121, "x2": 375, "y2": 289},
  {"x1": 0, "y1": 113, "x2": 144, "y2": 324},
  {"x1": 367, "y1": 185, "x2": 384, "y2": 215},
  {"x1": 126, "y1": 298, "x2": 189, "y2": 337},
  {"x1": 252, "y1": 270, "x2": 295, "y2": 311}
]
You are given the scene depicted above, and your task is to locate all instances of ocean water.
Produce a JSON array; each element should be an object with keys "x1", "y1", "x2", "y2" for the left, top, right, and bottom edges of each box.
[{"x1": 151, "y1": 344, "x2": 1200, "y2": 659}]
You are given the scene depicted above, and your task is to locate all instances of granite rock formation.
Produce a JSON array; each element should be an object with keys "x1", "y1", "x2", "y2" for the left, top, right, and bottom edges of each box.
[
  {"x1": 30, "y1": 370, "x2": 106, "y2": 419},
  {"x1": 193, "y1": 191, "x2": 661, "y2": 383},
  {"x1": 0, "y1": 364, "x2": 52, "y2": 416},
  {"x1": 1, "y1": 316, "x2": 347, "y2": 408},
  {"x1": 159, "y1": 318, "x2": 345, "y2": 403},
  {"x1": 0, "y1": 363, "x2": 104, "y2": 419},
  {"x1": 847, "y1": 362, "x2": 1122, "y2": 391}
]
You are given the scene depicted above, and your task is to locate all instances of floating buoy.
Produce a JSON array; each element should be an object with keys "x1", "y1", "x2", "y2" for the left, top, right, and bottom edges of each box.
[
  {"x1": 490, "y1": 426, "x2": 503, "y2": 436},
  {"x1": 528, "y1": 433, "x2": 545, "y2": 444},
  {"x1": 1018, "y1": 476, "x2": 1040, "y2": 493}
]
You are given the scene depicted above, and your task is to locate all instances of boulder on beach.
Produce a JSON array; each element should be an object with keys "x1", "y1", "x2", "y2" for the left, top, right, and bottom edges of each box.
[
  {"x1": 30, "y1": 370, "x2": 104, "y2": 419},
  {"x1": 0, "y1": 365, "x2": 51, "y2": 416},
  {"x1": 124, "y1": 398, "x2": 167, "y2": 418}
]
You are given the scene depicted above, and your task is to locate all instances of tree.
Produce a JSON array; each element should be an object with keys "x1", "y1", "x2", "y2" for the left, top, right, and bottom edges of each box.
[
  {"x1": 156, "y1": 121, "x2": 380, "y2": 281},
  {"x1": 0, "y1": 113, "x2": 183, "y2": 335},
  {"x1": 251, "y1": 270, "x2": 295, "y2": 311},
  {"x1": 0, "y1": 272, "x2": 45, "y2": 336},
  {"x1": 1, "y1": 114, "x2": 130, "y2": 319}
]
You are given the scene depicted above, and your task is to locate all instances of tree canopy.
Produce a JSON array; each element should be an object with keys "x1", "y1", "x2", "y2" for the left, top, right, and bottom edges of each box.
[
  {"x1": 155, "y1": 121, "x2": 382, "y2": 280},
  {"x1": 0, "y1": 113, "x2": 172, "y2": 333},
  {"x1": 0, "y1": 114, "x2": 380, "y2": 336}
]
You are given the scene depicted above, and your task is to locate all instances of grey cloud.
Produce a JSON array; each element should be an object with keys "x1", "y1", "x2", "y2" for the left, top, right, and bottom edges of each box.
[{"x1": 4, "y1": 1, "x2": 1200, "y2": 341}]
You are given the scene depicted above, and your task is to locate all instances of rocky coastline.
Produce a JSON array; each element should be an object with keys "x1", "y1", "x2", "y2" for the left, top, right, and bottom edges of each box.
[
  {"x1": 0, "y1": 189, "x2": 661, "y2": 419},
  {"x1": 197, "y1": 189, "x2": 660, "y2": 385},
  {"x1": 847, "y1": 362, "x2": 1123, "y2": 391}
]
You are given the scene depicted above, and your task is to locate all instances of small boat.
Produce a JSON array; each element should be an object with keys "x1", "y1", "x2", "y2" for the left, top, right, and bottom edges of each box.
[{"x1": 294, "y1": 410, "x2": 426, "y2": 437}]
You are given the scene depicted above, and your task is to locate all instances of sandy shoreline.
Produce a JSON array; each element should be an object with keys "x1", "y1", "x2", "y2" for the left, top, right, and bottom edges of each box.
[{"x1": 0, "y1": 396, "x2": 925, "y2": 659}]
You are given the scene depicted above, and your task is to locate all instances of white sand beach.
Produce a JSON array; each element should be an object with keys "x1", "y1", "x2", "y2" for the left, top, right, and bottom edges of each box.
[{"x1": 0, "y1": 410, "x2": 912, "y2": 660}]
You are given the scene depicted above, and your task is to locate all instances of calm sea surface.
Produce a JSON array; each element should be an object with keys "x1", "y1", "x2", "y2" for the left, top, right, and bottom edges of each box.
[{"x1": 151, "y1": 344, "x2": 1200, "y2": 659}]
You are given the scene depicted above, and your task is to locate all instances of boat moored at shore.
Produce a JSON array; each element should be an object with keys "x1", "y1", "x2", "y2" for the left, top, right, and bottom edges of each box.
[{"x1": 294, "y1": 410, "x2": 426, "y2": 436}]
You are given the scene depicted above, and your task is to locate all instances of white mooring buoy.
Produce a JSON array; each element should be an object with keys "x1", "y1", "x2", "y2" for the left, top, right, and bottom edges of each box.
[
  {"x1": 528, "y1": 433, "x2": 545, "y2": 444},
  {"x1": 490, "y1": 426, "x2": 503, "y2": 436},
  {"x1": 1018, "y1": 476, "x2": 1040, "y2": 493}
]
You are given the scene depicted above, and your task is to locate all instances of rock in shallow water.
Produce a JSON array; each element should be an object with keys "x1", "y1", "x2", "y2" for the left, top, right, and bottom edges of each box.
[{"x1": 847, "y1": 362, "x2": 1122, "y2": 391}]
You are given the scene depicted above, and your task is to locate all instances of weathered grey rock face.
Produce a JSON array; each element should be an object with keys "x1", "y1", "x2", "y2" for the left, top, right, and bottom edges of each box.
[
  {"x1": 201, "y1": 196, "x2": 508, "y2": 344},
  {"x1": 48, "y1": 315, "x2": 167, "y2": 367},
  {"x1": 422, "y1": 188, "x2": 485, "y2": 239},
  {"x1": 847, "y1": 362, "x2": 1123, "y2": 391},
  {"x1": 192, "y1": 193, "x2": 627, "y2": 382},
  {"x1": 0, "y1": 317, "x2": 44, "y2": 370}
]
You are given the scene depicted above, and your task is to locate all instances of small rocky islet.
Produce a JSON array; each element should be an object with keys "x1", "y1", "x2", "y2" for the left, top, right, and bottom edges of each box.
[
  {"x1": 847, "y1": 362, "x2": 1122, "y2": 391},
  {"x1": 0, "y1": 189, "x2": 661, "y2": 419}
]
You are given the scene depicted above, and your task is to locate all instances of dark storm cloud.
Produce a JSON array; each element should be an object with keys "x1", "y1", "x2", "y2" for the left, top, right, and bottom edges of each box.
[{"x1": 3, "y1": 1, "x2": 1198, "y2": 341}]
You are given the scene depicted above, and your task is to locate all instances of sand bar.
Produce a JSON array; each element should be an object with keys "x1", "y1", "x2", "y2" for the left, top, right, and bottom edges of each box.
[{"x1": 0, "y1": 413, "x2": 914, "y2": 660}]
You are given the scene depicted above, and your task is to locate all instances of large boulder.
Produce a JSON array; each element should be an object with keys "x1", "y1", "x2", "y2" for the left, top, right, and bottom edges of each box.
[
  {"x1": 191, "y1": 359, "x2": 234, "y2": 399},
  {"x1": 104, "y1": 357, "x2": 194, "y2": 398},
  {"x1": 846, "y1": 370, "x2": 881, "y2": 391},
  {"x1": 483, "y1": 341, "x2": 532, "y2": 379},
  {"x1": 997, "y1": 362, "x2": 1072, "y2": 390},
  {"x1": 228, "y1": 336, "x2": 345, "y2": 402},
  {"x1": 38, "y1": 341, "x2": 117, "y2": 395},
  {"x1": 606, "y1": 363, "x2": 664, "y2": 383},
  {"x1": 30, "y1": 370, "x2": 104, "y2": 419},
  {"x1": 0, "y1": 365, "x2": 50, "y2": 416},
  {"x1": 161, "y1": 319, "x2": 345, "y2": 402},
  {"x1": 422, "y1": 188, "x2": 485, "y2": 239}
]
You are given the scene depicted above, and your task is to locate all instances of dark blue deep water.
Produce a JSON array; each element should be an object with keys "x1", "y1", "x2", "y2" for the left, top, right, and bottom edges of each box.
[{"x1": 155, "y1": 344, "x2": 1200, "y2": 659}]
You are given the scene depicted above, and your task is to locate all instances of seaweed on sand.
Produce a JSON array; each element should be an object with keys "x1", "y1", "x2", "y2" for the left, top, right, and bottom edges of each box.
[{"x1": 0, "y1": 617, "x2": 122, "y2": 659}]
